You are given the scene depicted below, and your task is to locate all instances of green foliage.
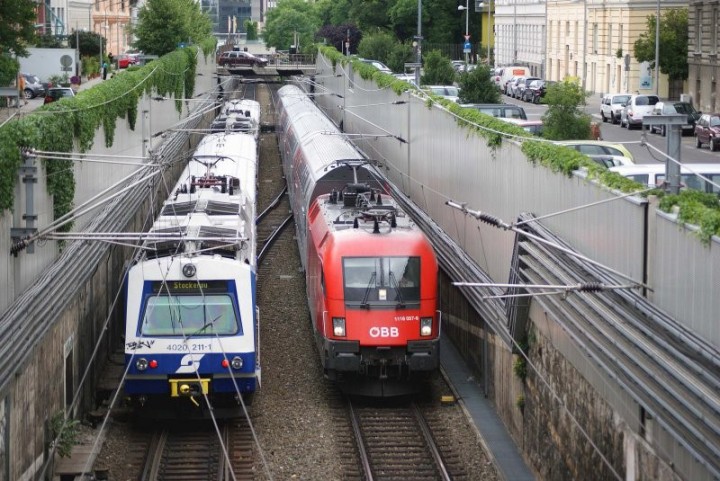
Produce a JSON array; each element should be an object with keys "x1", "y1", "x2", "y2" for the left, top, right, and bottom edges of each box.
[
  {"x1": 421, "y1": 50, "x2": 455, "y2": 86},
  {"x1": 357, "y1": 30, "x2": 397, "y2": 66},
  {"x1": 81, "y1": 56, "x2": 100, "y2": 77},
  {"x1": 633, "y1": 8, "x2": 688, "y2": 81},
  {"x1": 541, "y1": 79, "x2": 592, "y2": 140},
  {"x1": 314, "y1": 0, "x2": 353, "y2": 27},
  {"x1": 68, "y1": 30, "x2": 104, "y2": 58},
  {"x1": 34, "y1": 34, "x2": 65, "y2": 48},
  {"x1": 50, "y1": 412, "x2": 80, "y2": 458},
  {"x1": 0, "y1": 47, "x2": 199, "y2": 223},
  {"x1": 658, "y1": 191, "x2": 720, "y2": 244},
  {"x1": 385, "y1": 41, "x2": 414, "y2": 74},
  {"x1": 457, "y1": 64, "x2": 500, "y2": 104},
  {"x1": 245, "y1": 21, "x2": 259, "y2": 41},
  {"x1": 263, "y1": 0, "x2": 319, "y2": 52},
  {"x1": 516, "y1": 395, "x2": 525, "y2": 411},
  {"x1": 0, "y1": 0, "x2": 37, "y2": 58},
  {"x1": 132, "y1": 0, "x2": 213, "y2": 56},
  {"x1": 0, "y1": 55, "x2": 20, "y2": 87}
]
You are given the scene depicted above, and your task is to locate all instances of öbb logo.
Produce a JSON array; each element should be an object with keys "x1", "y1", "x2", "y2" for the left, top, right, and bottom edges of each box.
[{"x1": 369, "y1": 327, "x2": 399, "y2": 338}]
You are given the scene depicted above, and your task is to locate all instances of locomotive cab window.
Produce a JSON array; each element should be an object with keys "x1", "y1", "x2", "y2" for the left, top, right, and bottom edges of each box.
[
  {"x1": 140, "y1": 294, "x2": 241, "y2": 336},
  {"x1": 343, "y1": 257, "x2": 421, "y2": 307}
]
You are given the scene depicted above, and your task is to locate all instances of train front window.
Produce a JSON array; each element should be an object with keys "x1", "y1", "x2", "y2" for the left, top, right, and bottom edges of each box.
[
  {"x1": 140, "y1": 294, "x2": 240, "y2": 336},
  {"x1": 343, "y1": 257, "x2": 421, "y2": 307}
]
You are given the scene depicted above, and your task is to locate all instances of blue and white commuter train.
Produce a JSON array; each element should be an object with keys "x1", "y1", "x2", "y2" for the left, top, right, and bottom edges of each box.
[{"x1": 124, "y1": 130, "x2": 259, "y2": 417}]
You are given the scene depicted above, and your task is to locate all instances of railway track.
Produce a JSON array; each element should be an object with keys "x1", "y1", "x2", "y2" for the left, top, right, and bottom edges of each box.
[
  {"x1": 138, "y1": 420, "x2": 253, "y2": 481},
  {"x1": 347, "y1": 399, "x2": 453, "y2": 481}
]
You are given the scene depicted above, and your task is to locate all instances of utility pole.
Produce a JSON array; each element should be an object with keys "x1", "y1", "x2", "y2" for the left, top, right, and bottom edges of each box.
[
  {"x1": 414, "y1": 0, "x2": 422, "y2": 88},
  {"x1": 654, "y1": 0, "x2": 660, "y2": 95}
]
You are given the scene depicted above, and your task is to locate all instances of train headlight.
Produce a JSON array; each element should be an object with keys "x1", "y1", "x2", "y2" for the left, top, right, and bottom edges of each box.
[
  {"x1": 333, "y1": 317, "x2": 346, "y2": 337},
  {"x1": 420, "y1": 317, "x2": 433, "y2": 337},
  {"x1": 136, "y1": 358, "x2": 148, "y2": 371},
  {"x1": 182, "y1": 263, "x2": 196, "y2": 278},
  {"x1": 231, "y1": 356, "x2": 243, "y2": 369}
]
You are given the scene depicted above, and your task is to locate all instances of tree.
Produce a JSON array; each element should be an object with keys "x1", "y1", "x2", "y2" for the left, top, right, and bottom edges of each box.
[
  {"x1": 245, "y1": 21, "x2": 259, "y2": 41},
  {"x1": 0, "y1": 0, "x2": 37, "y2": 58},
  {"x1": 633, "y1": 8, "x2": 688, "y2": 81},
  {"x1": 541, "y1": 79, "x2": 592, "y2": 140},
  {"x1": 421, "y1": 50, "x2": 455, "y2": 86},
  {"x1": 68, "y1": 30, "x2": 104, "y2": 58},
  {"x1": 263, "y1": 0, "x2": 319, "y2": 52},
  {"x1": 316, "y1": 24, "x2": 362, "y2": 55},
  {"x1": 357, "y1": 30, "x2": 397, "y2": 64},
  {"x1": 314, "y1": 0, "x2": 353, "y2": 27},
  {"x1": 457, "y1": 64, "x2": 500, "y2": 103},
  {"x1": 132, "y1": 0, "x2": 212, "y2": 56},
  {"x1": 385, "y1": 41, "x2": 414, "y2": 74}
]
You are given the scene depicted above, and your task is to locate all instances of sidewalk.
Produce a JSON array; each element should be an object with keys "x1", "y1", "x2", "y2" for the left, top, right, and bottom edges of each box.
[{"x1": 1, "y1": 75, "x2": 105, "y2": 123}]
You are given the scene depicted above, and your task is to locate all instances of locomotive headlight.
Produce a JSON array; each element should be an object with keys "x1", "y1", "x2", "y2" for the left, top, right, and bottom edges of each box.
[
  {"x1": 182, "y1": 263, "x2": 196, "y2": 278},
  {"x1": 333, "y1": 317, "x2": 346, "y2": 337},
  {"x1": 231, "y1": 356, "x2": 243, "y2": 369},
  {"x1": 420, "y1": 317, "x2": 433, "y2": 337},
  {"x1": 136, "y1": 358, "x2": 148, "y2": 371}
]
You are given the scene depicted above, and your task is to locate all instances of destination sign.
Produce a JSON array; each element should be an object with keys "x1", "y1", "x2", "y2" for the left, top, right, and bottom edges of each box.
[{"x1": 151, "y1": 280, "x2": 228, "y2": 293}]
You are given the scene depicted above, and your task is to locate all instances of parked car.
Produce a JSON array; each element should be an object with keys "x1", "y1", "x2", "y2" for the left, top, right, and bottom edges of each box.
[
  {"x1": 43, "y1": 87, "x2": 75, "y2": 104},
  {"x1": 515, "y1": 76, "x2": 541, "y2": 101},
  {"x1": 524, "y1": 79, "x2": 556, "y2": 103},
  {"x1": 358, "y1": 58, "x2": 392, "y2": 73},
  {"x1": 504, "y1": 76, "x2": 522, "y2": 96},
  {"x1": 610, "y1": 163, "x2": 720, "y2": 194},
  {"x1": 620, "y1": 94, "x2": 660, "y2": 129},
  {"x1": 498, "y1": 118, "x2": 544, "y2": 136},
  {"x1": 649, "y1": 101, "x2": 701, "y2": 136},
  {"x1": 694, "y1": 113, "x2": 720, "y2": 151},
  {"x1": 425, "y1": 85, "x2": 461, "y2": 102},
  {"x1": 555, "y1": 140, "x2": 634, "y2": 161},
  {"x1": 116, "y1": 54, "x2": 137, "y2": 68},
  {"x1": 461, "y1": 103, "x2": 528, "y2": 120},
  {"x1": 494, "y1": 66, "x2": 530, "y2": 91},
  {"x1": 217, "y1": 50, "x2": 269, "y2": 68},
  {"x1": 507, "y1": 76, "x2": 529, "y2": 98},
  {"x1": 600, "y1": 93, "x2": 632, "y2": 124},
  {"x1": 20, "y1": 73, "x2": 46, "y2": 99}
]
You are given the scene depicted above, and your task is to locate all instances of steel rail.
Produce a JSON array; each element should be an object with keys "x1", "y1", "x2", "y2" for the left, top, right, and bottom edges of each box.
[
  {"x1": 412, "y1": 404, "x2": 452, "y2": 481},
  {"x1": 347, "y1": 399, "x2": 374, "y2": 481}
]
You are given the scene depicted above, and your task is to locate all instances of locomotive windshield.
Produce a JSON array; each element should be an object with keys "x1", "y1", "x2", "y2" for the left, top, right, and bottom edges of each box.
[
  {"x1": 343, "y1": 257, "x2": 421, "y2": 307},
  {"x1": 140, "y1": 294, "x2": 241, "y2": 336}
]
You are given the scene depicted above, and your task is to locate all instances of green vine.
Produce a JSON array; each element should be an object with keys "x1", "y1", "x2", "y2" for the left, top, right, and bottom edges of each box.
[
  {"x1": 0, "y1": 46, "x2": 201, "y2": 229},
  {"x1": 49, "y1": 411, "x2": 80, "y2": 458}
]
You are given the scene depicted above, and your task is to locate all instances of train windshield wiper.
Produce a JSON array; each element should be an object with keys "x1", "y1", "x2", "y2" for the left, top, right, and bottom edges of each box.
[
  {"x1": 389, "y1": 271, "x2": 405, "y2": 308},
  {"x1": 360, "y1": 272, "x2": 376, "y2": 309},
  {"x1": 187, "y1": 314, "x2": 222, "y2": 339}
]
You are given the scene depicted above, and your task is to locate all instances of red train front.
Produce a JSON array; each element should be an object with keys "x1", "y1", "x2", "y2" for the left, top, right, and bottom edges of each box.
[{"x1": 306, "y1": 183, "x2": 439, "y2": 396}]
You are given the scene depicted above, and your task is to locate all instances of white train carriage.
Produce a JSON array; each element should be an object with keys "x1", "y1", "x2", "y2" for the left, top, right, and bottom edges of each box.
[
  {"x1": 223, "y1": 99, "x2": 260, "y2": 139},
  {"x1": 124, "y1": 132, "x2": 259, "y2": 416}
]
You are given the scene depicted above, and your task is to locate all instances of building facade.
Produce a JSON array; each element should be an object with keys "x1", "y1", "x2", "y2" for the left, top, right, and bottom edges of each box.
[
  {"x1": 92, "y1": 0, "x2": 132, "y2": 58},
  {"x1": 495, "y1": 0, "x2": 689, "y2": 98},
  {"x1": 494, "y1": 0, "x2": 547, "y2": 77},
  {"x1": 688, "y1": 0, "x2": 720, "y2": 113}
]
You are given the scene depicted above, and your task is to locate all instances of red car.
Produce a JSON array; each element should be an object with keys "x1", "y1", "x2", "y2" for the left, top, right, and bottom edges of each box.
[
  {"x1": 217, "y1": 50, "x2": 268, "y2": 68},
  {"x1": 44, "y1": 87, "x2": 75, "y2": 104},
  {"x1": 116, "y1": 54, "x2": 137, "y2": 69},
  {"x1": 694, "y1": 113, "x2": 720, "y2": 151}
]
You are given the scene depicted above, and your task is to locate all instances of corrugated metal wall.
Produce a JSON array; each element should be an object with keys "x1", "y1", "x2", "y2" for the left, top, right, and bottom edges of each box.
[{"x1": 314, "y1": 58, "x2": 719, "y2": 352}]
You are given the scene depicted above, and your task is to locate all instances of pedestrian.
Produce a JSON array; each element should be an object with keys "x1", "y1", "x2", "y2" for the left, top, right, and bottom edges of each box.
[
  {"x1": 17, "y1": 73, "x2": 27, "y2": 106},
  {"x1": 108, "y1": 52, "x2": 114, "y2": 67},
  {"x1": 102, "y1": 61, "x2": 108, "y2": 80}
]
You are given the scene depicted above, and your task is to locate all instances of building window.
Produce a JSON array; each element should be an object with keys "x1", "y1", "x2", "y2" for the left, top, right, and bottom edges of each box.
[
  {"x1": 593, "y1": 23, "x2": 598, "y2": 54},
  {"x1": 608, "y1": 24, "x2": 613, "y2": 56}
]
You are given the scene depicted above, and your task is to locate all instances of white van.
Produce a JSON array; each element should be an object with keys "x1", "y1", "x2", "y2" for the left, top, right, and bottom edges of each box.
[
  {"x1": 609, "y1": 164, "x2": 720, "y2": 194},
  {"x1": 493, "y1": 66, "x2": 531, "y2": 91}
]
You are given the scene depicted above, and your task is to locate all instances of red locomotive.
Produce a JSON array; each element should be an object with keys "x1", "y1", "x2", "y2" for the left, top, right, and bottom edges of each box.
[{"x1": 277, "y1": 85, "x2": 440, "y2": 396}]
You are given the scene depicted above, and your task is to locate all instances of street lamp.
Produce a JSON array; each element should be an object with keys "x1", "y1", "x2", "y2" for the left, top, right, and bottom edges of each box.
[{"x1": 458, "y1": 0, "x2": 470, "y2": 65}]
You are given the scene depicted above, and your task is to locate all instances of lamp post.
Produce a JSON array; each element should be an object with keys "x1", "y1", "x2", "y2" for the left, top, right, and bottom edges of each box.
[
  {"x1": 458, "y1": 0, "x2": 470, "y2": 65},
  {"x1": 654, "y1": 0, "x2": 660, "y2": 95}
]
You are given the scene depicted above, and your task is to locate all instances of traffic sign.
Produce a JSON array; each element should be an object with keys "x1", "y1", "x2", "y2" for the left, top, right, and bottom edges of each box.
[
  {"x1": 464, "y1": 35, "x2": 471, "y2": 41},
  {"x1": 463, "y1": 42, "x2": 472, "y2": 51}
]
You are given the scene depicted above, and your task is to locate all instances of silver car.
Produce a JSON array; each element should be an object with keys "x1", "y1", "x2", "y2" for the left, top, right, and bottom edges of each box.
[
  {"x1": 620, "y1": 94, "x2": 660, "y2": 129},
  {"x1": 21, "y1": 73, "x2": 46, "y2": 99}
]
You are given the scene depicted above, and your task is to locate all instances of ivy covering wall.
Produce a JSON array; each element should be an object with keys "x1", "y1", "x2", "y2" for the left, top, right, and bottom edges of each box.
[
  {"x1": 0, "y1": 41, "x2": 215, "y2": 230},
  {"x1": 317, "y1": 45, "x2": 720, "y2": 243}
]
